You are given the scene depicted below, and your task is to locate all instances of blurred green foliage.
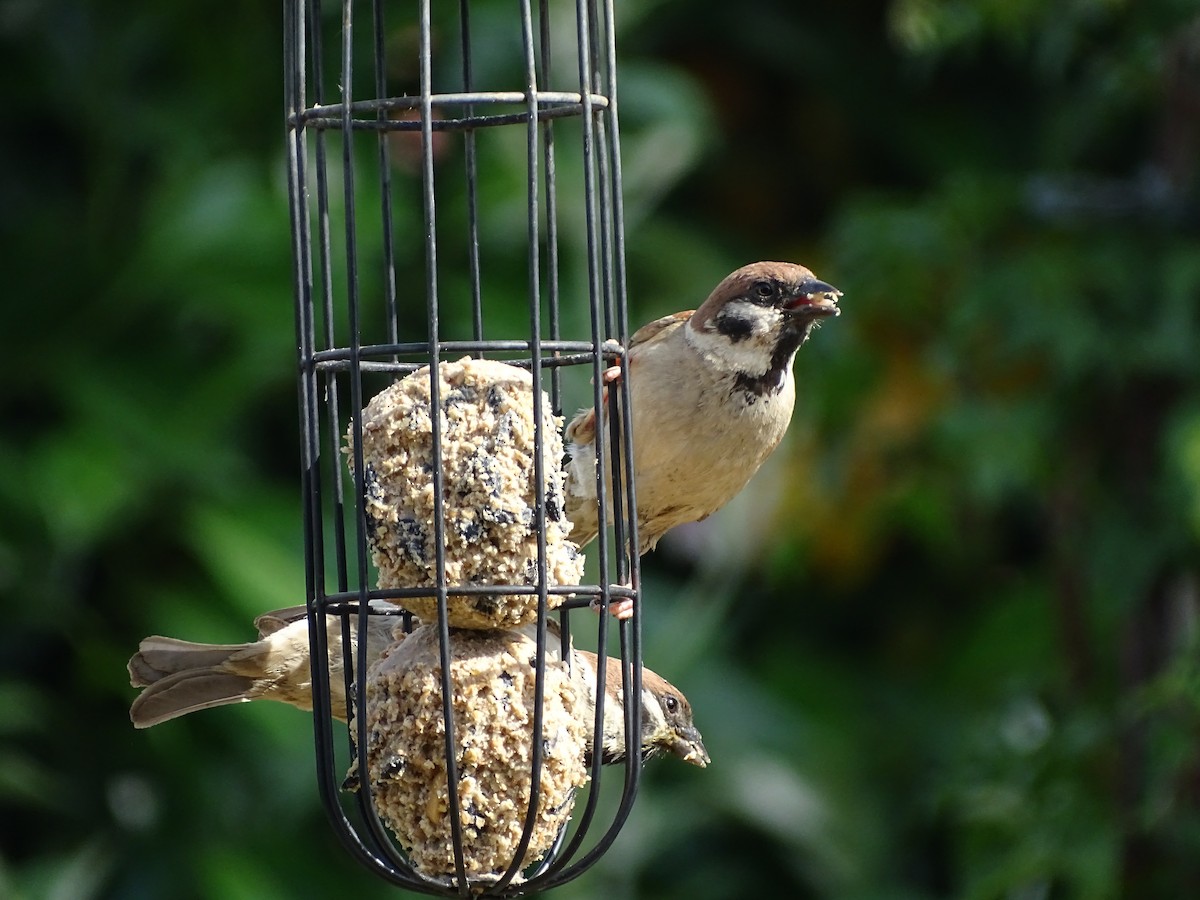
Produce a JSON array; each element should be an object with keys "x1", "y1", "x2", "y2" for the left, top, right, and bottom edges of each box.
[{"x1": 2, "y1": 0, "x2": 1199, "y2": 898}]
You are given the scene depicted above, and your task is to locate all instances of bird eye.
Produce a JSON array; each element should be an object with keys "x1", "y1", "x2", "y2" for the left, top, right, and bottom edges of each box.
[
  {"x1": 754, "y1": 281, "x2": 773, "y2": 300},
  {"x1": 664, "y1": 694, "x2": 679, "y2": 713}
]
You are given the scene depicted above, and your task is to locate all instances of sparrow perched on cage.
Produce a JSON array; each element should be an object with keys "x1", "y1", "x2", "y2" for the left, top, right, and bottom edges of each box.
[
  {"x1": 127, "y1": 606, "x2": 708, "y2": 768},
  {"x1": 565, "y1": 261, "x2": 841, "y2": 617}
]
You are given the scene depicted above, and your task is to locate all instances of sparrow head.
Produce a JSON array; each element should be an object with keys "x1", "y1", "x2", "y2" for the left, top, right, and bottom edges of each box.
[
  {"x1": 687, "y1": 261, "x2": 841, "y2": 389},
  {"x1": 640, "y1": 669, "x2": 710, "y2": 768},
  {"x1": 694, "y1": 260, "x2": 841, "y2": 342},
  {"x1": 590, "y1": 656, "x2": 710, "y2": 768}
]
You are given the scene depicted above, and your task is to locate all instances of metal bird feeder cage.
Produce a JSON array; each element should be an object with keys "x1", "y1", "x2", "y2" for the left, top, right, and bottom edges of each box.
[{"x1": 283, "y1": 0, "x2": 642, "y2": 893}]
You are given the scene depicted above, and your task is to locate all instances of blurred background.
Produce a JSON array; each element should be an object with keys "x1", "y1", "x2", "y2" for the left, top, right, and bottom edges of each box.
[{"x1": 3, "y1": 0, "x2": 1200, "y2": 897}]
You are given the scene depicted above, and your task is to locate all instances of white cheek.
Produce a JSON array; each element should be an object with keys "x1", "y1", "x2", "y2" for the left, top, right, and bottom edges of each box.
[
  {"x1": 685, "y1": 314, "x2": 779, "y2": 375},
  {"x1": 641, "y1": 692, "x2": 664, "y2": 727}
]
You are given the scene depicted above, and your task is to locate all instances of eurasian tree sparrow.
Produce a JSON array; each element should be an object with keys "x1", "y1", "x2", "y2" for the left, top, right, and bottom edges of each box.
[
  {"x1": 127, "y1": 606, "x2": 708, "y2": 768},
  {"x1": 565, "y1": 261, "x2": 841, "y2": 616},
  {"x1": 571, "y1": 648, "x2": 709, "y2": 768}
]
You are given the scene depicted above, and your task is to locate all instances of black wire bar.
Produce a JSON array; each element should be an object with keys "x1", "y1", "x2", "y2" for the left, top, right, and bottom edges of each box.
[{"x1": 284, "y1": 0, "x2": 640, "y2": 894}]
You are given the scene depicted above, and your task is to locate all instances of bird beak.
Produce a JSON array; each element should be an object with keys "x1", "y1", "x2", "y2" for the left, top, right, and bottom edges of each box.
[
  {"x1": 673, "y1": 727, "x2": 711, "y2": 768},
  {"x1": 784, "y1": 277, "x2": 841, "y2": 320}
]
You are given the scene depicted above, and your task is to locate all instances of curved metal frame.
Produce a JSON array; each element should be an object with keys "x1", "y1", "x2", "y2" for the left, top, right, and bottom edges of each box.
[{"x1": 283, "y1": 0, "x2": 641, "y2": 894}]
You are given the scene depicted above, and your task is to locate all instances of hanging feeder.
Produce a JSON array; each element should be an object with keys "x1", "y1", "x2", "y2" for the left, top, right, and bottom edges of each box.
[{"x1": 282, "y1": 0, "x2": 643, "y2": 893}]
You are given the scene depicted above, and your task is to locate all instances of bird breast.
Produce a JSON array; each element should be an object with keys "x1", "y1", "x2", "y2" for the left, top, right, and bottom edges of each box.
[{"x1": 634, "y1": 352, "x2": 793, "y2": 505}]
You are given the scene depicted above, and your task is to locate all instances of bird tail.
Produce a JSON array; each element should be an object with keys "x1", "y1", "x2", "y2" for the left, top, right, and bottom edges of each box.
[{"x1": 127, "y1": 637, "x2": 256, "y2": 729}]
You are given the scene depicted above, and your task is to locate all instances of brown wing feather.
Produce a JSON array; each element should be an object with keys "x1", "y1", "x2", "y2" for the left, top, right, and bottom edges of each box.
[
  {"x1": 565, "y1": 311, "x2": 693, "y2": 448},
  {"x1": 254, "y1": 606, "x2": 308, "y2": 636},
  {"x1": 627, "y1": 309, "x2": 693, "y2": 349}
]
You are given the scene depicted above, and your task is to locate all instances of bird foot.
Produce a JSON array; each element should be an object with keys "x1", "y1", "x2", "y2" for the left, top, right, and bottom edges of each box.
[
  {"x1": 588, "y1": 363, "x2": 623, "y2": 387},
  {"x1": 580, "y1": 364, "x2": 623, "y2": 414},
  {"x1": 590, "y1": 594, "x2": 635, "y2": 620}
]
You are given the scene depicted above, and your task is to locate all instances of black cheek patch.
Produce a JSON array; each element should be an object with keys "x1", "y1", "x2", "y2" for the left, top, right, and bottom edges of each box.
[{"x1": 714, "y1": 310, "x2": 754, "y2": 342}]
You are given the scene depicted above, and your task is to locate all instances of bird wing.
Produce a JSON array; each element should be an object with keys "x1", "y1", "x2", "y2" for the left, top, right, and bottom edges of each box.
[
  {"x1": 627, "y1": 309, "x2": 692, "y2": 350},
  {"x1": 565, "y1": 310, "x2": 694, "y2": 448},
  {"x1": 254, "y1": 606, "x2": 308, "y2": 636},
  {"x1": 253, "y1": 600, "x2": 411, "y2": 638}
]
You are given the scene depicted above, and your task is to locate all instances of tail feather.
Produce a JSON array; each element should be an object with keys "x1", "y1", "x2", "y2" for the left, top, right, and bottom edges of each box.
[
  {"x1": 128, "y1": 636, "x2": 248, "y2": 687},
  {"x1": 129, "y1": 669, "x2": 257, "y2": 729}
]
